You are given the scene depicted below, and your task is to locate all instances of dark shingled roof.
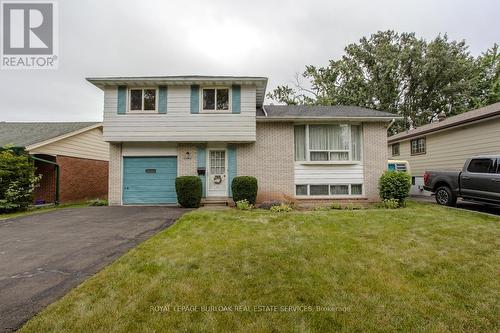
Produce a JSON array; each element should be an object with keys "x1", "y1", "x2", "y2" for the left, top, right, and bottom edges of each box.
[
  {"x1": 0, "y1": 122, "x2": 100, "y2": 148},
  {"x1": 388, "y1": 102, "x2": 500, "y2": 143},
  {"x1": 258, "y1": 105, "x2": 397, "y2": 118}
]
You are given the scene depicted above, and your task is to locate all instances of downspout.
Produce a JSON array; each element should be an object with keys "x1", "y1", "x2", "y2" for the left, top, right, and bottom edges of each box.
[
  {"x1": 31, "y1": 156, "x2": 60, "y2": 205},
  {"x1": 387, "y1": 119, "x2": 396, "y2": 131}
]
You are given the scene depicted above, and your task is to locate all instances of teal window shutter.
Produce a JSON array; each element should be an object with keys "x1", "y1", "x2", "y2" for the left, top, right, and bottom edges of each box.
[
  {"x1": 117, "y1": 86, "x2": 127, "y2": 114},
  {"x1": 197, "y1": 146, "x2": 206, "y2": 197},
  {"x1": 227, "y1": 145, "x2": 237, "y2": 197},
  {"x1": 232, "y1": 85, "x2": 241, "y2": 114},
  {"x1": 191, "y1": 85, "x2": 199, "y2": 114},
  {"x1": 158, "y1": 86, "x2": 167, "y2": 114}
]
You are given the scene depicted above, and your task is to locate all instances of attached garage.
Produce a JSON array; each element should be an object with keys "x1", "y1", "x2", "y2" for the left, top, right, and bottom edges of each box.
[{"x1": 122, "y1": 157, "x2": 177, "y2": 204}]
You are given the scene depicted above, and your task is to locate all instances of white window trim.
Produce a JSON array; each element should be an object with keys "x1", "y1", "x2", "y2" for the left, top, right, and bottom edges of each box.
[
  {"x1": 200, "y1": 86, "x2": 232, "y2": 113},
  {"x1": 296, "y1": 124, "x2": 363, "y2": 165},
  {"x1": 410, "y1": 137, "x2": 426, "y2": 155},
  {"x1": 128, "y1": 87, "x2": 158, "y2": 113},
  {"x1": 295, "y1": 183, "x2": 365, "y2": 198}
]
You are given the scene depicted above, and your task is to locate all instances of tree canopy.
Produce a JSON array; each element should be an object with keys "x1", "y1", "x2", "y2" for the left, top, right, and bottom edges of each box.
[{"x1": 267, "y1": 31, "x2": 500, "y2": 134}]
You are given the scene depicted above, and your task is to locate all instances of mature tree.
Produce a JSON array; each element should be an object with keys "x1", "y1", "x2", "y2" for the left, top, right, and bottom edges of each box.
[
  {"x1": 268, "y1": 31, "x2": 500, "y2": 134},
  {"x1": 473, "y1": 44, "x2": 500, "y2": 107}
]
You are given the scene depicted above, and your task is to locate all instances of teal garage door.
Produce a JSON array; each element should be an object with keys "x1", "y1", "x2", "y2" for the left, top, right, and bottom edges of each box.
[{"x1": 123, "y1": 157, "x2": 177, "y2": 204}]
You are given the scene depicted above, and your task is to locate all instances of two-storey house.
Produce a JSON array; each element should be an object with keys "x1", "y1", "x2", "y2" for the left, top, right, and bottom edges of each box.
[{"x1": 87, "y1": 76, "x2": 398, "y2": 205}]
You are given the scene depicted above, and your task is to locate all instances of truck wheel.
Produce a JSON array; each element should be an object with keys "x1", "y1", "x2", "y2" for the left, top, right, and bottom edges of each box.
[{"x1": 435, "y1": 186, "x2": 457, "y2": 206}]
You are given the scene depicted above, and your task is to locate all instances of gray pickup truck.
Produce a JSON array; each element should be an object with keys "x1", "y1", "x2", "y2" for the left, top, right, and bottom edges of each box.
[{"x1": 423, "y1": 156, "x2": 500, "y2": 206}]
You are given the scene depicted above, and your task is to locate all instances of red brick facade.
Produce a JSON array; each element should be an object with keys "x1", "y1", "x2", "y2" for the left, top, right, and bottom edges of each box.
[
  {"x1": 32, "y1": 155, "x2": 108, "y2": 204},
  {"x1": 57, "y1": 155, "x2": 108, "y2": 203},
  {"x1": 33, "y1": 156, "x2": 57, "y2": 204}
]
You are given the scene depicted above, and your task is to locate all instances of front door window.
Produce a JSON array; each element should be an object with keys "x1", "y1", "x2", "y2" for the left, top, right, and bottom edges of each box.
[{"x1": 207, "y1": 150, "x2": 227, "y2": 196}]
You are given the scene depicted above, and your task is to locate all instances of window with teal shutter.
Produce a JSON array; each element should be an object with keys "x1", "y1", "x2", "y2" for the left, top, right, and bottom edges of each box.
[
  {"x1": 197, "y1": 146, "x2": 206, "y2": 197},
  {"x1": 227, "y1": 146, "x2": 237, "y2": 197},
  {"x1": 158, "y1": 86, "x2": 167, "y2": 114},
  {"x1": 117, "y1": 86, "x2": 127, "y2": 114},
  {"x1": 232, "y1": 85, "x2": 241, "y2": 114},
  {"x1": 191, "y1": 85, "x2": 199, "y2": 114}
]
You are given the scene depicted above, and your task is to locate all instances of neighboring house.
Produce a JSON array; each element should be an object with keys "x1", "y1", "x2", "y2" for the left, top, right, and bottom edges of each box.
[
  {"x1": 87, "y1": 76, "x2": 398, "y2": 205},
  {"x1": 0, "y1": 122, "x2": 109, "y2": 203},
  {"x1": 387, "y1": 102, "x2": 500, "y2": 195}
]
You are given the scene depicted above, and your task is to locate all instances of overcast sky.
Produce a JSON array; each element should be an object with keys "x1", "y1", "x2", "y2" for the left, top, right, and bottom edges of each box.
[{"x1": 1, "y1": 0, "x2": 499, "y2": 122}]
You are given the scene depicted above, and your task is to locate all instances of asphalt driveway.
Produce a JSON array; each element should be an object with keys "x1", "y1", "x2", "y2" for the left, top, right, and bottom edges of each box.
[
  {"x1": 0, "y1": 206, "x2": 189, "y2": 332},
  {"x1": 412, "y1": 195, "x2": 500, "y2": 216}
]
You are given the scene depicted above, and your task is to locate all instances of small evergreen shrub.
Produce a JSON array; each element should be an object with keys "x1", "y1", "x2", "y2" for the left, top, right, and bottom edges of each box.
[
  {"x1": 376, "y1": 198, "x2": 400, "y2": 209},
  {"x1": 378, "y1": 171, "x2": 411, "y2": 206},
  {"x1": 231, "y1": 176, "x2": 258, "y2": 205},
  {"x1": 343, "y1": 202, "x2": 364, "y2": 210},
  {"x1": 313, "y1": 205, "x2": 330, "y2": 211},
  {"x1": 88, "y1": 198, "x2": 108, "y2": 206},
  {"x1": 0, "y1": 148, "x2": 40, "y2": 213},
  {"x1": 270, "y1": 203, "x2": 294, "y2": 213},
  {"x1": 235, "y1": 199, "x2": 253, "y2": 210},
  {"x1": 175, "y1": 176, "x2": 202, "y2": 208},
  {"x1": 329, "y1": 202, "x2": 342, "y2": 210},
  {"x1": 258, "y1": 200, "x2": 282, "y2": 210}
]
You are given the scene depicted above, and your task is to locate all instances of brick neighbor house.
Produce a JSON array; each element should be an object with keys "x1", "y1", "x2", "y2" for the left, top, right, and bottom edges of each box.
[
  {"x1": 87, "y1": 75, "x2": 400, "y2": 205},
  {"x1": 0, "y1": 122, "x2": 109, "y2": 204}
]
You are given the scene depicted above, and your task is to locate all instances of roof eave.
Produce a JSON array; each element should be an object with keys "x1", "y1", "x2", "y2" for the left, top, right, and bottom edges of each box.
[
  {"x1": 86, "y1": 76, "x2": 268, "y2": 108},
  {"x1": 256, "y1": 116, "x2": 402, "y2": 122},
  {"x1": 25, "y1": 123, "x2": 103, "y2": 151},
  {"x1": 388, "y1": 110, "x2": 500, "y2": 144}
]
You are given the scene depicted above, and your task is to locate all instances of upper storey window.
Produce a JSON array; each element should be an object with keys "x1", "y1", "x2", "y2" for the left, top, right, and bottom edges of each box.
[
  {"x1": 202, "y1": 88, "x2": 229, "y2": 112},
  {"x1": 129, "y1": 88, "x2": 157, "y2": 112}
]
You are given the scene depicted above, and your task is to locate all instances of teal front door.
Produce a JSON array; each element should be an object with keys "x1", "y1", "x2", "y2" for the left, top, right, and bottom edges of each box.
[{"x1": 123, "y1": 157, "x2": 177, "y2": 204}]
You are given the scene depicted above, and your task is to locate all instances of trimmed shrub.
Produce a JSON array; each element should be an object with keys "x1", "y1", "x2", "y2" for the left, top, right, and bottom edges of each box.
[
  {"x1": 270, "y1": 203, "x2": 294, "y2": 213},
  {"x1": 0, "y1": 148, "x2": 40, "y2": 213},
  {"x1": 258, "y1": 200, "x2": 282, "y2": 210},
  {"x1": 235, "y1": 199, "x2": 253, "y2": 210},
  {"x1": 231, "y1": 176, "x2": 258, "y2": 205},
  {"x1": 175, "y1": 176, "x2": 202, "y2": 208},
  {"x1": 378, "y1": 171, "x2": 411, "y2": 206}
]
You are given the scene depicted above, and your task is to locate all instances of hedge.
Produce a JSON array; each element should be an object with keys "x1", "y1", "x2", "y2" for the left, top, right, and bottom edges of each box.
[
  {"x1": 175, "y1": 176, "x2": 202, "y2": 208},
  {"x1": 378, "y1": 171, "x2": 411, "y2": 206},
  {"x1": 231, "y1": 176, "x2": 258, "y2": 205}
]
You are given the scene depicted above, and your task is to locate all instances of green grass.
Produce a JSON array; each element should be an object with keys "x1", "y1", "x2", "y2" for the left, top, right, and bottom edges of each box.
[
  {"x1": 20, "y1": 202, "x2": 499, "y2": 332},
  {"x1": 0, "y1": 203, "x2": 88, "y2": 220}
]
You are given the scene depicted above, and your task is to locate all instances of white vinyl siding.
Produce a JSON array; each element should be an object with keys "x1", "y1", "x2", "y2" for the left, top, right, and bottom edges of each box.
[
  {"x1": 390, "y1": 116, "x2": 500, "y2": 176},
  {"x1": 121, "y1": 142, "x2": 177, "y2": 156},
  {"x1": 28, "y1": 128, "x2": 109, "y2": 161},
  {"x1": 102, "y1": 85, "x2": 256, "y2": 142},
  {"x1": 295, "y1": 162, "x2": 364, "y2": 197}
]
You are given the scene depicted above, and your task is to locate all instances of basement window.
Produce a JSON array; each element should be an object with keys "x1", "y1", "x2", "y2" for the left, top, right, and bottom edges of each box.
[{"x1": 295, "y1": 184, "x2": 363, "y2": 196}]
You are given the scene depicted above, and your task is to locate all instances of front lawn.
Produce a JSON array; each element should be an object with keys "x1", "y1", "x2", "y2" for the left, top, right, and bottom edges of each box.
[{"x1": 20, "y1": 202, "x2": 499, "y2": 332}]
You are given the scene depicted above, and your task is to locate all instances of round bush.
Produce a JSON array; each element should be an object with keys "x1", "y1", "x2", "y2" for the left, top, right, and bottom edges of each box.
[
  {"x1": 378, "y1": 171, "x2": 411, "y2": 206},
  {"x1": 175, "y1": 176, "x2": 202, "y2": 208},
  {"x1": 231, "y1": 176, "x2": 258, "y2": 205}
]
